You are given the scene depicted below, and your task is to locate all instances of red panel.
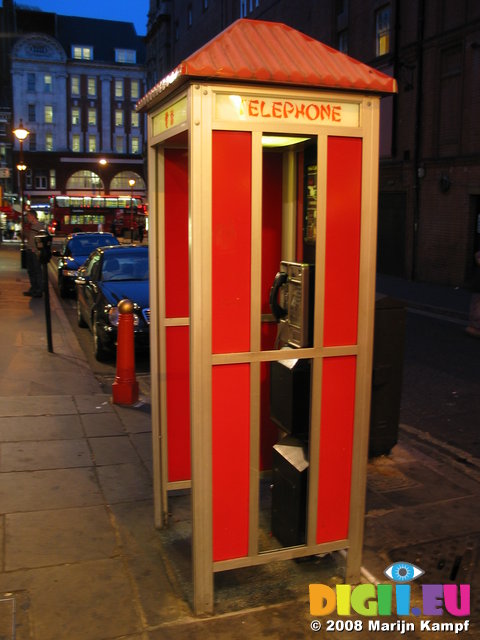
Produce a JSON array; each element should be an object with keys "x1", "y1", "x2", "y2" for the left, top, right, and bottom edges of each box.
[
  {"x1": 165, "y1": 149, "x2": 189, "y2": 318},
  {"x1": 212, "y1": 364, "x2": 250, "y2": 561},
  {"x1": 261, "y1": 152, "x2": 283, "y2": 316},
  {"x1": 323, "y1": 137, "x2": 362, "y2": 346},
  {"x1": 212, "y1": 131, "x2": 251, "y2": 353},
  {"x1": 316, "y1": 356, "x2": 356, "y2": 543},
  {"x1": 166, "y1": 326, "x2": 191, "y2": 482}
]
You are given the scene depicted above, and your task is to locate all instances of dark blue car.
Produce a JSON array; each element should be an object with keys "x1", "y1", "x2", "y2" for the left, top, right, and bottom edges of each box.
[
  {"x1": 54, "y1": 232, "x2": 120, "y2": 297},
  {"x1": 75, "y1": 244, "x2": 149, "y2": 361}
]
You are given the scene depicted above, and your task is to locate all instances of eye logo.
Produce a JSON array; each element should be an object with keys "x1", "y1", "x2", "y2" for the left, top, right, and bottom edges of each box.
[{"x1": 384, "y1": 562, "x2": 424, "y2": 582}]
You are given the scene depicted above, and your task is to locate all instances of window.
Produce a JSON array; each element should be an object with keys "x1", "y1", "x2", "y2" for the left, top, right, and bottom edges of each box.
[
  {"x1": 45, "y1": 133, "x2": 53, "y2": 152},
  {"x1": 376, "y1": 5, "x2": 391, "y2": 56},
  {"x1": 188, "y1": 4, "x2": 193, "y2": 27},
  {"x1": 88, "y1": 135, "x2": 97, "y2": 152},
  {"x1": 71, "y1": 75, "x2": 80, "y2": 96},
  {"x1": 29, "y1": 133, "x2": 36, "y2": 151},
  {"x1": 49, "y1": 169, "x2": 56, "y2": 190},
  {"x1": 26, "y1": 169, "x2": 32, "y2": 189},
  {"x1": 72, "y1": 108, "x2": 80, "y2": 126},
  {"x1": 115, "y1": 136, "x2": 124, "y2": 153},
  {"x1": 203, "y1": 0, "x2": 208, "y2": 9},
  {"x1": 131, "y1": 136, "x2": 140, "y2": 154},
  {"x1": 131, "y1": 80, "x2": 140, "y2": 100},
  {"x1": 175, "y1": 20, "x2": 179, "y2": 41},
  {"x1": 115, "y1": 110, "x2": 124, "y2": 127},
  {"x1": 44, "y1": 106, "x2": 53, "y2": 124},
  {"x1": 88, "y1": 108, "x2": 97, "y2": 126},
  {"x1": 72, "y1": 134, "x2": 81, "y2": 152},
  {"x1": 27, "y1": 73, "x2": 35, "y2": 91},
  {"x1": 88, "y1": 77, "x2": 96, "y2": 97},
  {"x1": 131, "y1": 111, "x2": 139, "y2": 128},
  {"x1": 35, "y1": 173, "x2": 48, "y2": 189},
  {"x1": 338, "y1": 30, "x2": 348, "y2": 53},
  {"x1": 28, "y1": 104, "x2": 36, "y2": 122},
  {"x1": 44, "y1": 74, "x2": 52, "y2": 92},
  {"x1": 115, "y1": 79, "x2": 124, "y2": 98},
  {"x1": 115, "y1": 49, "x2": 136, "y2": 64},
  {"x1": 240, "y1": 0, "x2": 247, "y2": 17},
  {"x1": 72, "y1": 45, "x2": 93, "y2": 60}
]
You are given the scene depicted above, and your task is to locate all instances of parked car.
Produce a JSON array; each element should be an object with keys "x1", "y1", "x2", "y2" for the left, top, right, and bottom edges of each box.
[
  {"x1": 53, "y1": 232, "x2": 120, "y2": 297},
  {"x1": 75, "y1": 245, "x2": 149, "y2": 361}
]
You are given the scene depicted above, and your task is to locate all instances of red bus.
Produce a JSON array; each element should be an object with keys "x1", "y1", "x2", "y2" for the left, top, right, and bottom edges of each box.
[{"x1": 47, "y1": 195, "x2": 147, "y2": 239}]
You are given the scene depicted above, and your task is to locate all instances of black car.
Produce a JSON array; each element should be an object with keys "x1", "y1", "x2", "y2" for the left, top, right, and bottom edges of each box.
[
  {"x1": 54, "y1": 232, "x2": 120, "y2": 297},
  {"x1": 75, "y1": 245, "x2": 149, "y2": 361}
]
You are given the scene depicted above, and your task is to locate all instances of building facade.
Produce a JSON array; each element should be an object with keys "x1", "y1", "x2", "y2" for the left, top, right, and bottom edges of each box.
[
  {"x1": 146, "y1": 0, "x2": 480, "y2": 286},
  {"x1": 4, "y1": 5, "x2": 147, "y2": 220}
]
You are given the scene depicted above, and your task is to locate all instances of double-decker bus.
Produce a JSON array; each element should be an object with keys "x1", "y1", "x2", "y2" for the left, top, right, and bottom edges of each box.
[{"x1": 47, "y1": 195, "x2": 147, "y2": 239}]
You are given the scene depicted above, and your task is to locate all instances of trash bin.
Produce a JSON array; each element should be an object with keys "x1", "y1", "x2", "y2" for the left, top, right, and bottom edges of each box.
[{"x1": 369, "y1": 295, "x2": 406, "y2": 457}]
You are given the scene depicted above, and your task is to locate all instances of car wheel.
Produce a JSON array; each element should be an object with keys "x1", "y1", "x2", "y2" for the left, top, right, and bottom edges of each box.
[
  {"x1": 92, "y1": 311, "x2": 108, "y2": 362},
  {"x1": 76, "y1": 298, "x2": 87, "y2": 327}
]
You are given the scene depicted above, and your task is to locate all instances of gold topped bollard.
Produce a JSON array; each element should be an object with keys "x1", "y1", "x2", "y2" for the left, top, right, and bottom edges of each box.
[{"x1": 112, "y1": 299, "x2": 139, "y2": 405}]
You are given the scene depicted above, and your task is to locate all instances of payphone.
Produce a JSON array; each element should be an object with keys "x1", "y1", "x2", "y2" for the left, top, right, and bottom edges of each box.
[{"x1": 269, "y1": 260, "x2": 314, "y2": 546}]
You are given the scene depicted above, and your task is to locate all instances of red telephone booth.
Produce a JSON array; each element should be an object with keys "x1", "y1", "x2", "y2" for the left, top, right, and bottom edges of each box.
[{"x1": 138, "y1": 18, "x2": 397, "y2": 614}]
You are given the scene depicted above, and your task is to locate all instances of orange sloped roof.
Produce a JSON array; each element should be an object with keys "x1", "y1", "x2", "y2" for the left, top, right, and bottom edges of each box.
[{"x1": 138, "y1": 18, "x2": 397, "y2": 111}]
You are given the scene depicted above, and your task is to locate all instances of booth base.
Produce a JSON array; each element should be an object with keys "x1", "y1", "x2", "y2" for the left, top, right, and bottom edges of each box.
[{"x1": 158, "y1": 489, "x2": 345, "y2": 614}]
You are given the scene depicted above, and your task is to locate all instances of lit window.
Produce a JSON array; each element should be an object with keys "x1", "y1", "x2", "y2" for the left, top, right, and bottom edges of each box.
[
  {"x1": 376, "y1": 6, "x2": 391, "y2": 56},
  {"x1": 72, "y1": 134, "x2": 81, "y2": 152},
  {"x1": 72, "y1": 45, "x2": 93, "y2": 60},
  {"x1": 115, "y1": 110, "x2": 124, "y2": 127},
  {"x1": 115, "y1": 136, "x2": 124, "y2": 153},
  {"x1": 71, "y1": 76, "x2": 80, "y2": 96},
  {"x1": 72, "y1": 108, "x2": 80, "y2": 126},
  {"x1": 115, "y1": 49, "x2": 136, "y2": 63},
  {"x1": 115, "y1": 79, "x2": 124, "y2": 98},
  {"x1": 44, "y1": 105, "x2": 53, "y2": 124},
  {"x1": 88, "y1": 108, "x2": 97, "y2": 126},
  {"x1": 44, "y1": 74, "x2": 52, "y2": 92},
  {"x1": 50, "y1": 169, "x2": 56, "y2": 189},
  {"x1": 45, "y1": 133, "x2": 53, "y2": 152},
  {"x1": 131, "y1": 111, "x2": 139, "y2": 128},
  {"x1": 131, "y1": 137, "x2": 140, "y2": 154},
  {"x1": 88, "y1": 77, "x2": 96, "y2": 96},
  {"x1": 131, "y1": 80, "x2": 140, "y2": 99},
  {"x1": 88, "y1": 135, "x2": 97, "y2": 152}
]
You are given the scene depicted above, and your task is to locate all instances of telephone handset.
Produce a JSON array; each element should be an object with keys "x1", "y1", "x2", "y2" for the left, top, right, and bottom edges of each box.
[
  {"x1": 269, "y1": 261, "x2": 314, "y2": 348},
  {"x1": 269, "y1": 270, "x2": 288, "y2": 321}
]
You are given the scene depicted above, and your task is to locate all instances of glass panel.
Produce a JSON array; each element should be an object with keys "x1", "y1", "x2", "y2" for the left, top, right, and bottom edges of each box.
[{"x1": 258, "y1": 134, "x2": 318, "y2": 550}]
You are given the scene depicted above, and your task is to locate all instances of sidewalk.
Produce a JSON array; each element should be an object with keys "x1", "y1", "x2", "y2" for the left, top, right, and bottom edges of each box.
[{"x1": 0, "y1": 242, "x2": 478, "y2": 639}]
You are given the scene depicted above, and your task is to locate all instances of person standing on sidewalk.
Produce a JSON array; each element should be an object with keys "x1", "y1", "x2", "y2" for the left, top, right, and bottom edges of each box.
[
  {"x1": 466, "y1": 250, "x2": 480, "y2": 338},
  {"x1": 23, "y1": 210, "x2": 44, "y2": 298}
]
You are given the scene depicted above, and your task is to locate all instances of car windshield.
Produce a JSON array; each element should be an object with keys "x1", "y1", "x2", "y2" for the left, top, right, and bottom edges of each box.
[
  {"x1": 101, "y1": 255, "x2": 149, "y2": 282},
  {"x1": 68, "y1": 235, "x2": 119, "y2": 255}
]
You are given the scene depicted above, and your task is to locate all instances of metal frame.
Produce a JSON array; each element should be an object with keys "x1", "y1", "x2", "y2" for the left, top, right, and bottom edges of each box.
[{"x1": 147, "y1": 81, "x2": 381, "y2": 614}]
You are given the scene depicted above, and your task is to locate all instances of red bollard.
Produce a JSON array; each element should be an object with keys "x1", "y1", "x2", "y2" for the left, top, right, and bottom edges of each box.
[{"x1": 112, "y1": 299, "x2": 139, "y2": 405}]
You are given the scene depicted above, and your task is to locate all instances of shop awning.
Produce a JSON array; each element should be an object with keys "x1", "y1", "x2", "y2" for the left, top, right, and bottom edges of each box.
[{"x1": 138, "y1": 18, "x2": 397, "y2": 111}]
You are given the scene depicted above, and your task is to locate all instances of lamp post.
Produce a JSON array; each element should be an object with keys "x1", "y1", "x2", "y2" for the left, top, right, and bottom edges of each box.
[{"x1": 13, "y1": 120, "x2": 30, "y2": 268}]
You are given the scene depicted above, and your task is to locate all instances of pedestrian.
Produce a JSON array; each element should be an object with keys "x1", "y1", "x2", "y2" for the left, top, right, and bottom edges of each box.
[
  {"x1": 23, "y1": 211, "x2": 44, "y2": 298},
  {"x1": 466, "y1": 250, "x2": 480, "y2": 338}
]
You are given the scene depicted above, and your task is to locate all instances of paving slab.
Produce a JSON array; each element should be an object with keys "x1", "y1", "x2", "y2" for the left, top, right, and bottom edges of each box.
[
  {"x1": 5, "y1": 506, "x2": 117, "y2": 570},
  {"x1": 73, "y1": 394, "x2": 115, "y2": 414},
  {"x1": 1, "y1": 439, "x2": 92, "y2": 471},
  {"x1": 0, "y1": 395, "x2": 77, "y2": 417},
  {"x1": 89, "y1": 435, "x2": 142, "y2": 466},
  {"x1": 80, "y1": 411, "x2": 126, "y2": 437},
  {"x1": 96, "y1": 463, "x2": 153, "y2": 503},
  {"x1": 0, "y1": 415, "x2": 84, "y2": 441},
  {"x1": 0, "y1": 468, "x2": 103, "y2": 513}
]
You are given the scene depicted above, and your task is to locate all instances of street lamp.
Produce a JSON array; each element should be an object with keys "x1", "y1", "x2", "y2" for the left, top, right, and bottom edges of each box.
[
  {"x1": 128, "y1": 179, "x2": 136, "y2": 241},
  {"x1": 13, "y1": 120, "x2": 30, "y2": 268}
]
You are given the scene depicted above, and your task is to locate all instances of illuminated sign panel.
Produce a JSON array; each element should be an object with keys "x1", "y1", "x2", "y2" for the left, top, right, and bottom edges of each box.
[
  {"x1": 215, "y1": 94, "x2": 360, "y2": 127},
  {"x1": 152, "y1": 96, "x2": 187, "y2": 135}
]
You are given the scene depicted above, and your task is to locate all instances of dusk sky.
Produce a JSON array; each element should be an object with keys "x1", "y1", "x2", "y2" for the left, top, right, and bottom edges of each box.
[{"x1": 14, "y1": 0, "x2": 150, "y2": 35}]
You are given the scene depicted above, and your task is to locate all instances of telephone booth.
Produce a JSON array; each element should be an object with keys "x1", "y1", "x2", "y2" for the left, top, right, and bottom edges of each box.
[{"x1": 138, "y1": 18, "x2": 397, "y2": 614}]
